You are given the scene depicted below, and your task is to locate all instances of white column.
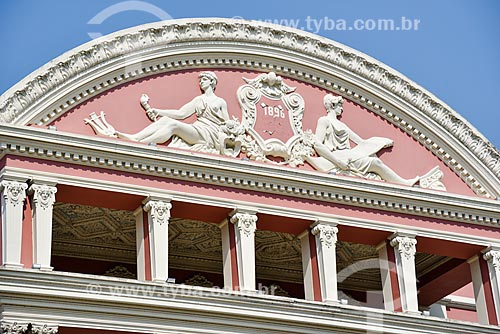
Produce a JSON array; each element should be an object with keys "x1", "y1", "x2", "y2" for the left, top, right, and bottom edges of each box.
[
  {"x1": 311, "y1": 222, "x2": 338, "y2": 303},
  {"x1": 230, "y1": 209, "x2": 257, "y2": 292},
  {"x1": 377, "y1": 241, "x2": 395, "y2": 311},
  {"x1": 299, "y1": 230, "x2": 315, "y2": 301},
  {"x1": 219, "y1": 219, "x2": 233, "y2": 290},
  {"x1": 29, "y1": 183, "x2": 57, "y2": 271},
  {"x1": 134, "y1": 207, "x2": 146, "y2": 281},
  {"x1": 389, "y1": 234, "x2": 419, "y2": 314},
  {"x1": 469, "y1": 255, "x2": 489, "y2": 324},
  {"x1": 1, "y1": 180, "x2": 28, "y2": 268},
  {"x1": 143, "y1": 197, "x2": 172, "y2": 283},
  {"x1": 483, "y1": 248, "x2": 500, "y2": 322}
]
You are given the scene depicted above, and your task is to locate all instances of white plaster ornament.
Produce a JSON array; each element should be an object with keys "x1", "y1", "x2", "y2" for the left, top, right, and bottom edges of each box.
[{"x1": 85, "y1": 71, "x2": 446, "y2": 190}]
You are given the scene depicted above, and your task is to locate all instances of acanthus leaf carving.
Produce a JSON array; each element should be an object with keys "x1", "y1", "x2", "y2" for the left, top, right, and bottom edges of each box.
[
  {"x1": 0, "y1": 323, "x2": 58, "y2": 334},
  {"x1": 0, "y1": 322, "x2": 29, "y2": 334},
  {"x1": 31, "y1": 324, "x2": 59, "y2": 334}
]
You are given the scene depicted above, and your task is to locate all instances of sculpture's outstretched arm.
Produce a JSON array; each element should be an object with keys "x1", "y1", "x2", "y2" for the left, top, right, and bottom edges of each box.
[
  {"x1": 153, "y1": 96, "x2": 200, "y2": 119},
  {"x1": 345, "y1": 126, "x2": 364, "y2": 145}
]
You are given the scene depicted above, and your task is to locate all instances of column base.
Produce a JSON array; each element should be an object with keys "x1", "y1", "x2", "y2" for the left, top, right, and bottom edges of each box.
[
  {"x1": 2, "y1": 263, "x2": 24, "y2": 269},
  {"x1": 152, "y1": 278, "x2": 167, "y2": 284},
  {"x1": 33, "y1": 264, "x2": 54, "y2": 271},
  {"x1": 242, "y1": 289, "x2": 258, "y2": 293},
  {"x1": 324, "y1": 299, "x2": 340, "y2": 304}
]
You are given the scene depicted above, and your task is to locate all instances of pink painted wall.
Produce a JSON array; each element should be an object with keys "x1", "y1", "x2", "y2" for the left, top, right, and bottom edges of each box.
[
  {"x1": 446, "y1": 307, "x2": 478, "y2": 323},
  {"x1": 5, "y1": 155, "x2": 500, "y2": 242},
  {"x1": 48, "y1": 69, "x2": 474, "y2": 196}
]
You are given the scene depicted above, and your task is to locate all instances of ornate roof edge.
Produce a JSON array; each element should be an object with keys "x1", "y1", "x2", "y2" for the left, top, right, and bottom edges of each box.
[
  {"x1": 0, "y1": 18, "x2": 498, "y2": 195},
  {"x1": 1, "y1": 123, "x2": 499, "y2": 232}
]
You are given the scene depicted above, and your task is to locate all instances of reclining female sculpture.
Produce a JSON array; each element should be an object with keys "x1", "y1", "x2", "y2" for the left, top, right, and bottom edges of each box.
[
  {"x1": 115, "y1": 71, "x2": 232, "y2": 154},
  {"x1": 307, "y1": 94, "x2": 438, "y2": 186}
]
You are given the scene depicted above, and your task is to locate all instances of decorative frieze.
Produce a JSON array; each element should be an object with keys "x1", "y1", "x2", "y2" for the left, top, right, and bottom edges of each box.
[
  {"x1": 31, "y1": 324, "x2": 58, "y2": 334},
  {"x1": 0, "y1": 323, "x2": 58, "y2": 334},
  {"x1": 1, "y1": 131, "x2": 498, "y2": 228},
  {"x1": 0, "y1": 19, "x2": 497, "y2": 198},
  {"x1": 0, "y1": 322, "x2": 28, "y2": 334}
]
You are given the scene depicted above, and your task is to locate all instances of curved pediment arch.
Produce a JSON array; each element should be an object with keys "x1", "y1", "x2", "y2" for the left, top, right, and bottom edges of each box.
[{"x1": 0, "y1": 18, "x2": 498, "y2": 197}]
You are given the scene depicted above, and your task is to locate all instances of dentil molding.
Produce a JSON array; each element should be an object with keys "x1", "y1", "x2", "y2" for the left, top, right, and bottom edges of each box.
[
  {"x1": 1, "y1": 124, "x2": 499, "y2": 231},
  {"x1": 0, "y1": 18, "x2": 498, "y2": 198}
]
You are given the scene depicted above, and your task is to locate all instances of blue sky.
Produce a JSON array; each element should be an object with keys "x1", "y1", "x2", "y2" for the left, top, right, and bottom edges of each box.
[{"x1": 1, "y1": 0, "x2": 499, "y2": 148}]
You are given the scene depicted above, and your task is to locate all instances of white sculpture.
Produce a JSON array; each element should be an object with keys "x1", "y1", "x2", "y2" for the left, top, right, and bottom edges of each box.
[
  {"x1": 237, "y1": 72, "x2": 311, "y2": 164},
  {"x1": 84, "y1": 72, "x2": 446, "y2": 190},
  {"x1": 307, "y1": 94, "x2": 445, "y2": 189},
  {"x1": 110, "y1": 71, "x2": 242, "y2": 156}
]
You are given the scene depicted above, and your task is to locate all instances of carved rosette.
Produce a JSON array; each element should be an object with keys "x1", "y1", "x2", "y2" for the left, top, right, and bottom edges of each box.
[
  {"x1": 390, "y1": 236, "x2": 417, "y2": 261},
  {"x1": 144, "y1": 200, "x2": 172, "y2": 225},
  {"x1": 483, "y1": 249, "x2": 500, "y2": 271},
  {"x1": 29, "y1": 184, "x2": 57, "y2": 210},
  {"x1": 1, "y1": 181, "x2": 27, "y2": 207},
  {"x1": 230, "y1": 212, "x2": 257, "y2": 237},
  {"x1": 311, "y1": 224, "x2": 338, "y2": 248}
]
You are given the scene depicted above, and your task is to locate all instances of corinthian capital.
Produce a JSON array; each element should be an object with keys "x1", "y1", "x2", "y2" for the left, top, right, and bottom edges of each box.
[
  {"x1": 29, "y1": 184, "x2": 57, "y2": 210},
  {"x1": 311, "y1": 224, "x2": 338, "y2": 248},
  {"x1": 1, "y1": 180, "x2": 27, "y2": 206},
  {"x1": 484, "y1": 249, "x2": 500, "y2": 270},
  {"x1": 390, "y1": 236, "x2": 417, "y2": 261},
  {"x1": 144, "y1": 200, "x2": 172, "y2": 225},
  {"x1": 230, "y1": 212, "x2": 257, "y2": 237}
]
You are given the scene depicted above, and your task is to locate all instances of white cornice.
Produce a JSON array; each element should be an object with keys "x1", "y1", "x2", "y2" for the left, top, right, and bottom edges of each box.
[
  {"x1": 0, "y1": 18, "x2": 498, "y2": 198},
  {"x1": 1, "y1": 124, "x2": 499, "y2": 245},
  {"x1": 0, "y1": 269, "x2": 498, "y2": 334}
]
